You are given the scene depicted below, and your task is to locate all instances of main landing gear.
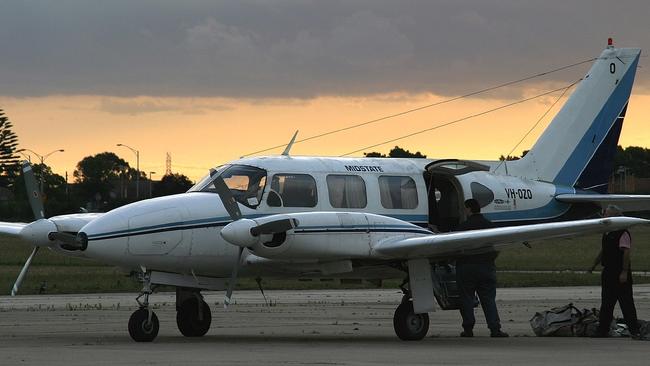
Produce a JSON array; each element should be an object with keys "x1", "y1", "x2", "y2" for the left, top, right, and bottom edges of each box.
[
  {"x1": 128, "y1": 272, "x2": 159, "y2": 342},
  {"x1": 176, "y1": 288, "x2": 212, "y2": 337},
  {"x1": 393, "y1": 282, "x2": 429, "y2": 341},
  {"x1": 127, "y1": 274, "x2": 214, "y2": 342}
]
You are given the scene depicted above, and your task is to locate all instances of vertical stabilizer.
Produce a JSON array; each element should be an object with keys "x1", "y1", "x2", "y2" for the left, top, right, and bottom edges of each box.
[{"x1": 510, "y1": 43, "x2": 641, "y2": 193}]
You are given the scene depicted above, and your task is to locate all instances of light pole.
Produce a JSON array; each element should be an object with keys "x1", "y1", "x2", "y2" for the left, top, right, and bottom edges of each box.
[
  {"x1": 16, "y1": 148, "x2": 65, "y2": 195},
  {"x1": 116, "y1": 144, "x2": 140, "y2": 199},
  {"x1": 149, "y1": 171, "x2": 156, "y2": 198}
]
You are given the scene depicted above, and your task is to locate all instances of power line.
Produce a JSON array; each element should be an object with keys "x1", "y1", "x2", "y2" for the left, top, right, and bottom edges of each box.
[
  {"x1": 340, "y1": 80, "x2": 582, "y2": 157},
  {"x1": 494, "y1": 79, "x2": 580, "y2": 170},
  {"x1": 241, "y1": 58, "x2": 596, "y2": 157}
]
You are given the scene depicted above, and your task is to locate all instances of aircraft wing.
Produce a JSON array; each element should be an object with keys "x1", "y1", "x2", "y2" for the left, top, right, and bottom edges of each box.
[
  {"x1": 0, "y1": 222, "x2": 28, "y2": 238},
  {"x1": 373, "y1": 217, "x2": 649, "y2": 259},
  {"x1": 555, "y1": 194, "x2": 650, "y2": 212}
]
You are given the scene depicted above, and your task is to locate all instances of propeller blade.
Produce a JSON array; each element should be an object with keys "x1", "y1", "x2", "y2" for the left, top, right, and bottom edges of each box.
[
  {"x1": 11, "y1": 247, "x2": 39, "y2": 296},
  {"x1": 250, "y1": 218, "x2": 298, "y2": 236},
  {"x1": 212, "y1": 175, "x2": 242, "y2": 221},
  {"x1": 224, "y1": 247, "x2": 244, "y2": 308},
  {"x1": 22, "y1": 162, "x2": 44, "y2": 220}
]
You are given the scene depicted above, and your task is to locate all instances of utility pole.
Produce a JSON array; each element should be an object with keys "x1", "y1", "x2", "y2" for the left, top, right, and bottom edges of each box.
[
  {"x1": 166, "y1": 152, "x2": 172, "y2": 175},
  {"x1": 117, "y1": 144, "x2": 140, "y2": 199},
  {"x1": 149, "y1": 171, "x2": 156, "y2": 198}
]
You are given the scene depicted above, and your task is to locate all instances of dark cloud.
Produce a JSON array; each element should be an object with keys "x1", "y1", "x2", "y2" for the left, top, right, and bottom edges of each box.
[
  {"x1": 97, "y1": 97, "x2": 233, "y2": 115},
  {"x1": 1, "y1": 0, "x2": 649, "y2": 98}
]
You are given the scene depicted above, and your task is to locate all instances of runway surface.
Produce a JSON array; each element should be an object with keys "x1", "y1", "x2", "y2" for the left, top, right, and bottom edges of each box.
[{"x1": 1, "y1": 285, "x2": 649, "y2": 365}]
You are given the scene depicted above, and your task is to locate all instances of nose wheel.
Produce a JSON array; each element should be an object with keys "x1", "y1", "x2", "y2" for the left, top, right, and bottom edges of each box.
[
  {"x1": 128, "y1": 271, "x2": 160, "y2": 342},
  {"x1": 128, "y1": 308, "x2": 159, "y2": 342}
]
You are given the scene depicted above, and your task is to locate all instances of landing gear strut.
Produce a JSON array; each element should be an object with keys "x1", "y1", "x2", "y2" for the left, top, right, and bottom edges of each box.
[
  {"x1": 176, "y1": 288, "x2": 212, "y2": 337},
  {"x1": 128, "y1": 272, "x2": 159, "y2": 342},
  {"x1": 393, "y1": 281, "x2": 429, "y2": 341}
]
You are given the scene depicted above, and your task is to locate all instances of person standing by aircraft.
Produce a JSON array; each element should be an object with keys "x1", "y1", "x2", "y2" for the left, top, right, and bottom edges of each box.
[
  {"x1": 454, "y1": 199, "x2": 509, "y2": 338},
  {"x1": 590, "y1": 205, "x2": 641, "y2": 339}
]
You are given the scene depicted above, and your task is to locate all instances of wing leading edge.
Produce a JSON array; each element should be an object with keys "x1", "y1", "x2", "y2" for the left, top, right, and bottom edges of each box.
[{"x1": 373, "y1": 217, "x2": 649, "y2": 260}]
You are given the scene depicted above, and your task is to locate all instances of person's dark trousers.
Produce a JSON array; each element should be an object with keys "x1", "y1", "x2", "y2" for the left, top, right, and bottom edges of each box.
[
  {"x1": 456, "y1": 263, "x2": 501, "y2": 332},
  {"x1": 598, "y1": 268, "x2": 639, "y2": 334}
]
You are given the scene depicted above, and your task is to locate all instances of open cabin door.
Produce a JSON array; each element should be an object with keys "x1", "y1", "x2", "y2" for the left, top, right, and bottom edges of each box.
[{"x1": 424, "y1": 160, "x2": 489, "y2": 232}]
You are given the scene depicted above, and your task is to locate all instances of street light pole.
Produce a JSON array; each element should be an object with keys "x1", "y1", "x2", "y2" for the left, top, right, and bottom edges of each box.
[
  {"x1": 16, "y1": 148, "x2": 65, "y2": 195},
  {"x1": 116, "y1": 144, "x2": 140, "y2": 199},
  {"x1": 149, "y1": 171, "x2": 156, "y2": 198}
]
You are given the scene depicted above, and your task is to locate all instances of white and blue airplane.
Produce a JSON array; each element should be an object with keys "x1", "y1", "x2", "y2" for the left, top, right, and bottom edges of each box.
[{"x1": 2, "y1": 41, "x2": 650, "y2": 342}]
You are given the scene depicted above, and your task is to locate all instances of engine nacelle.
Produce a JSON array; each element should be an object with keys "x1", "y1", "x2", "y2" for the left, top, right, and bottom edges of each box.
[{"x1": 223, "y1": 212, "x2": 428, "y2": 260}]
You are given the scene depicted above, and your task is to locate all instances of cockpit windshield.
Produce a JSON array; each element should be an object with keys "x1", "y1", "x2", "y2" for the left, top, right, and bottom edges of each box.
[{"x1": 188, "y1": 165, "x2": 267, "y2": 208}]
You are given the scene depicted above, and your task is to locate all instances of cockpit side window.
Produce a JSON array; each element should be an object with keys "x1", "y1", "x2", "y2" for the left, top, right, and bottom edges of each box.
[
  {"x1": 267, "y1": 174, "x2": 317, "y2": 207},
  {"x1": 189, "y1": 165, "x2": 267, "y2": 209}
]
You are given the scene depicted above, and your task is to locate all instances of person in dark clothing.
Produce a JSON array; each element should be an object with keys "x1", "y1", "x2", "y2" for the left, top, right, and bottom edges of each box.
[
  {"x1": 455, "y1": 199, "x2": 508, "y2": 338},
  {"x1": 590, "y1": 205, "x2": 640, "y2": 339}
]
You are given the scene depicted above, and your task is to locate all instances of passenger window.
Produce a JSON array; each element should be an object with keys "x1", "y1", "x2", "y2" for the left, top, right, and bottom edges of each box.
[
  {"x1": 268, "y1": 174, "x2": 317, "y2": 207},
  {"x1": 326, "y1": 175, "x2": 367, "y2": 208},
  {"x1": 378, "y1": 176, "x2": 418, "y2": 209}
]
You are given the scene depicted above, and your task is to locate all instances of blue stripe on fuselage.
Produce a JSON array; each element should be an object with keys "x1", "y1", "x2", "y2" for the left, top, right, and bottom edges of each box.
[{"x1": 87, "y1": 213, "x2": 430, "y2": 241}]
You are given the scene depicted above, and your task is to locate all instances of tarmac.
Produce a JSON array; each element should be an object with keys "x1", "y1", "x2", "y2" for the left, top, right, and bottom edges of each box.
[{"x1": 1, "y1": 285, "x2": 649, "y2": 366}]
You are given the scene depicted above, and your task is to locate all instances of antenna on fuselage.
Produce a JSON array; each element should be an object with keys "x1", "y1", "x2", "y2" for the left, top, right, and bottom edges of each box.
[{"x1": 281, "y1": 130, "x2": 299, "y2": 156}]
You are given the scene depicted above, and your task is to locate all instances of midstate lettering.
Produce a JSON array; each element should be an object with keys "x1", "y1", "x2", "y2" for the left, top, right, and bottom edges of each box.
[{"x1": 344, "y1": 165, "x2": 384, "y2": 172}]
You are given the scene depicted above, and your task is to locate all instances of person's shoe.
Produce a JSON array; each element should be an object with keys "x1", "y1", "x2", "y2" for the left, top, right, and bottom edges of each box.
[
  {"x1": 460, "y1": 329, "x2": 474, "y2": 337},
  {"x1": 490, "y1": 330, "x2": 509, "y2": 338},
  {"x1": 630, "y1": 331, "x2": 644, "y2": 340}
]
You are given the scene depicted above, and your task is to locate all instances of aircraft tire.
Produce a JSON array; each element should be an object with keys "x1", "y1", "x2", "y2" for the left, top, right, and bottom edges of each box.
[
  {"x1": 176, "y1": 298, "x2": 212, "y2": 337},
  {"x1": 128, "y1": 308, "x2": 159, "y2": 342},
  {"x1": 393, "y1": 300, "x2": 429, "y2": 341}
]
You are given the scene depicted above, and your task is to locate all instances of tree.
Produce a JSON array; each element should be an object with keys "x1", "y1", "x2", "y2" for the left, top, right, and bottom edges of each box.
[
  {"x1": 498, "y1": 150, "x2": 529, "y2": 161},
  {"x1": 74, "y1": 152, "x2": 131, "y2": 205},
  {"x1": 153, "y1": 173, "x2": 194, "y2": 197},
  {"x1": 0, "y1": 109, "x2": 20, "y2": 188},
  {"x1": 614, "y1": 145, "x2": 650, "y2": 178},
  {"x1": 364, "y1": 146, "x2": 427, "y2": 158}
]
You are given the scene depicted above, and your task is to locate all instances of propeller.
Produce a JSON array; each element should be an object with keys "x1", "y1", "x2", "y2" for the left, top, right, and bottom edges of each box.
[
  {"x1": 212, "y1": 173, "x2": 297, "y2": 307},
  {"x1": 10, "y1": 161, "x2": 86, "y2": 296},
  {"x1": 23, "y1": 163, "x2": 44, "y2": 220},
  {"x1": 11, "y1": 247, "x2": 39, "y2": 296},
  {"x1": 11, "y1": 162, "x2": 46, "y2": 296},
  {"x1": 210, "y1": 173, "x2": 245, "y2": 308}
]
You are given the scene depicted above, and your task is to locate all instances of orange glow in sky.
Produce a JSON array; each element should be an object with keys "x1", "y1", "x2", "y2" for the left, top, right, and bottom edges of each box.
[{"x1": 3, "y1": 88, "x2": 649, "y2": 182}]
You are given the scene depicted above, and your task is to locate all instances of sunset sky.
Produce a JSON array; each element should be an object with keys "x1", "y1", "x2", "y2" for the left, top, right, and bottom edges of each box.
[{"x1": 1, "y1": 1, "x2": 649, "y2": 182}]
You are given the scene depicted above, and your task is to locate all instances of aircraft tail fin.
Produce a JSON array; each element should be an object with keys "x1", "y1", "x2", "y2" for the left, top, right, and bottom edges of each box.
[{"x1": 510, "y1": 42, "x2": 641, "y2": 193}]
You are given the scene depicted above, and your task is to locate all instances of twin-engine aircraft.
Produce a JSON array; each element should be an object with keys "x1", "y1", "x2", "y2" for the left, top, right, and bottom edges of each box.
[{"x1": 2, "y1": 41, "x2": 650, "y2": 342}]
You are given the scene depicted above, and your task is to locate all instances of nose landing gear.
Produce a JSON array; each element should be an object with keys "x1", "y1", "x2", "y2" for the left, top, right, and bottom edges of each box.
[{"x1": 128, "y1": 271, "x2": 160, "y2": 342}]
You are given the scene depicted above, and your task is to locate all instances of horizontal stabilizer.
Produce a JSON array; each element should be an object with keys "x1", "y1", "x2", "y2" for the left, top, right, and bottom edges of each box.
[{"x1": 555, "y1": 194, "x2": 650, "y2": 212}]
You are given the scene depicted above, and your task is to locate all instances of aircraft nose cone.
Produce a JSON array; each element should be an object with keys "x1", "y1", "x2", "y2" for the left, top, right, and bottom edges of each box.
[{"x1": 220, "y1": 219, "x2": 258, "y2": 247}]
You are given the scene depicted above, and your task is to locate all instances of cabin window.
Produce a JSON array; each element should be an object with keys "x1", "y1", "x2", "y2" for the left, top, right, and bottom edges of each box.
[
  {"x1": 378, "y1": 176, "x2": 418, "y2": 209},
  {"x1": 268, "y1": 174, "x2": 317, "y2": 207},
  {"x1": 188, "y1": 164, "x2": 267, "y2": 208},
  {"x1": 326, "y1": 175, "x2": 367, "y2": 208}
]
